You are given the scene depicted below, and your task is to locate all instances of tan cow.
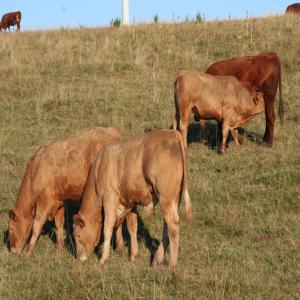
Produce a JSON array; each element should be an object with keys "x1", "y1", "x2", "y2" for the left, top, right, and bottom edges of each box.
[
  {"x1": 8, "y1": 127, "x2": 122, "y2": 256},
  {"x1": 73, "y1": 129, "x2": 192, "y2": 269},
  {"x1": 173, "y1": 71, "x2": 265, "y2": 153}
]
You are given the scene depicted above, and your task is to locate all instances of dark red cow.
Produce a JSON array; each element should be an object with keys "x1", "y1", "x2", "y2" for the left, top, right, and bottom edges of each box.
[
  {"x1": 0, "y1": 11, "x2": 21, "y2": 32},
  {"x1": 286, "y1": 3, "x2": 300, "y2": 13},
  {"x1": 205, "y1": 52, "x2": 284, "y2": 147}
]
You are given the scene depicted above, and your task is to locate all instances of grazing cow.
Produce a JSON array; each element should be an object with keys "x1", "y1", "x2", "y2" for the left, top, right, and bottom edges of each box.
[
  {"x1": 8, "y1": 127, "x2": 122, "y2": 256},
  {"x1": 286, "y1": 3, "x2": 300, "y2": 13},
  {"x1": 173, "y1": 71, "x2": 265, "y2": 153},
  {"x1": 73, "y1": 129, "x2": 192, "y2": 269},
  {"x1": 0, "y1": 11, "x2": 21, "y2": 31},
  {"x1": 205, "y1": 52, "x2": 284, "y2": 147}
]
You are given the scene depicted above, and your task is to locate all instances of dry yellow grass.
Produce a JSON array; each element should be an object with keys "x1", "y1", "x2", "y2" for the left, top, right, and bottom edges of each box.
[{"x1": 0, "y1": 15, "x2": 300, "y2": 299}]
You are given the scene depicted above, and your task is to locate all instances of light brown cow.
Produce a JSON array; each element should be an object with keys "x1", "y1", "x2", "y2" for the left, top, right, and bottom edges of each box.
[
  {"x1": 73, "y1": 129, "x2": 192, "y2": 269},
  {"x1": 8, "y1": 127, "x2": 122, "y2": 256},
  {"x1": 205, "y1": 52, "x2": 283, "y2": 147},
  {"x1": 173, "y1": 71, "x2": 265, "y2": 153}
]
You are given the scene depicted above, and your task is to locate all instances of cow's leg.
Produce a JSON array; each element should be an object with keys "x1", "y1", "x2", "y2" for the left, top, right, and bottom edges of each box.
[
  {"x1": 152, "y1": 220, "x2": 169, "y2": 266},
  {"x1": 263, "y1": 96, "x2": 275, "y2": 147},
  {"x1": 17, "y1": 23, "x2": 20, "y2": 31},
  {"x1": 99, "y1": 199, "x2": 117, "y2": 266},
  {"x1": 164, "y1": 203, "x2": 180, "y2": 269},
  {"x1": 144, "y1": 202, "x2": 154, "y2": 218},
  {"x1": 192, "y1": 109, "x2": 205, "y2": 128},
  {"x1": 25, "y1": 202, "x2": 53, "y2": 256},
  {"x1": 238, "y1": 130, "x2": 244, "y2": 145},
  {"x1": 126, "y1": 209, "x2": 138, "y2": 261},
  {"x1": 220, "y1": 122, "x2": 230, "y2": 154},
  {"x1": 231, "y1": 129, "x2": 240, "y2": 150},
  {"x1": 172, "y1": 116, "x2": 178, "y2": 130},
  {"x1": 153, "y1": 200, "x2": 180, "y2": 268},
  {"x1": 54, "y1": 206, "x2": 65, "y2": 253},
  {"x1": 115, "y1": 223, "x2": 124, "y2": 251},
  {"x1": 179, "y1": 116, "x2": 189, "y2": 148},
  {"x1": 199, "y1": 119, "x2": 206, "y2": 129}
]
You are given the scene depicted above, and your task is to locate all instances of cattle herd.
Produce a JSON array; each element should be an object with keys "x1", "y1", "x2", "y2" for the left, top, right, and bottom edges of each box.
[{"x1": 3, "y1": 3, "x2": 298, "y2": 269}]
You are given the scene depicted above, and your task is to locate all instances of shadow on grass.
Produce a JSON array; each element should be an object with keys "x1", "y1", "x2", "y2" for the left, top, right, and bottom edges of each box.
[
  {"x1": 187, "y1": 121, "x2": 263, "y2": 149},
  {"x1": 12, "y1": 201, "x2": 159, "y2": 262},
  {"x1": 187, "y1": 121, "x2": 220, "y2": 149},
  {"x1": 42, "y1": 201, "x2": 80, "y2": 256},
  {"x1": 238, "y1": 127, "x2": 263, "y2": 145},
  {"x1": 145, "y1": 121, "x2": 221, "y2": 151},
  {"x1": 115, "y1": 210, "x2": 160, "y2": 265},
  {"x1": 3, "y1": 229, "x2": 9, "y2": 249}
]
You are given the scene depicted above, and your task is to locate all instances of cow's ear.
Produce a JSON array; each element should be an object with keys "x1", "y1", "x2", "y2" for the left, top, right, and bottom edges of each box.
[
  {"x1": 9, "y1": 209, "x2": 18, "y2": 221},
  {"x1": 73, "y1": 214, "x2": 85, "y2": 228}
]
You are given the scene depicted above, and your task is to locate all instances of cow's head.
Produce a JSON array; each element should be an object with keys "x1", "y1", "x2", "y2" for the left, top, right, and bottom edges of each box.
[
  {"x1": 8, "y1": 206, "x2": 35, "y2": 254},
  {"x1": 0, "y1": 23, "x2": 3, "y2": 31},
  {"x1": 73, "y1": 213, "x2": 101, "y2": 262}
]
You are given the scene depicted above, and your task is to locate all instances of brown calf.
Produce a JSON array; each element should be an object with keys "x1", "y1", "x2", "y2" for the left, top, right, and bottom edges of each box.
[
  {"x1": 8, "y1": 127, "x2": 122, "y2": 256},
  {"x1": 73, "y1": 129, "x2": 192, "y2": 269}
]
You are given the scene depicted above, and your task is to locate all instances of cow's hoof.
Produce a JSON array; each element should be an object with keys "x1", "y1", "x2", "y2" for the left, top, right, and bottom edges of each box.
[
  {"x1": 10, "y1": 247, "x2": 22, "y2": 255},
  {"x1": 24, "y1": 250, "x2": 32, "y2": 257},
  {"x1": 152, "y1": 256, "x2": 164, "y2": 267},
  {"x1": 55, "y1": 250, "x2": 61, "y2": 256},
  {"x1": 238, "y1": 136, "x2": 244, "y2": 145},
  {"x1": 115, "y1": 242, "x2": 124, "y2": 252},
  {"x1": 262, "y1": 142, "x2": 273, "y2": 148},
  {"x1": 55, "y1": 245, "x2": 64, "y2": 255},
  {"x1": 152, "y1": 260, "x2": 164, "y2": 267},
  {"x1": 168, "y1": 264, "x2": 177, "y2": 271},
  {"x1": 99, "y1": 258, "x2": 107, "y2": 266},
  {"x1": 129, "y1": 253, "x2": 138, "y2": 262}
]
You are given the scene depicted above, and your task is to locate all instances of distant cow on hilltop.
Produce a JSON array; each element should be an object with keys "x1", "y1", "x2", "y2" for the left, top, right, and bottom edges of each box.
[
  {"x1": 0, "y1": 11, "x2": 22, "y2": 32},
  {"x1": 286, "y1": 3, "x2": 300, "y2": 13}
]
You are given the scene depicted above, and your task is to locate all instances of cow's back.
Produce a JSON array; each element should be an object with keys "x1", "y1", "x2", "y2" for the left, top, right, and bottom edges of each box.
[
  {"x1": 30, "y1": 127, "x2": 121, "y2": 198},
  {"x1": 1, "y1": 11, "x2": 21, "y2": 27},
  {"x1": 175, "y1": 71, "x2": 246, "y2": 120},
  {"x1": 94, "y1": 130, "x2": 184, "y2": 207},
  {"x1": 286, "y1": 3, "x2": 300, "y2": 13},
  {"x1": 206, "y1": 52, "x2": 281, "y2": 89}
]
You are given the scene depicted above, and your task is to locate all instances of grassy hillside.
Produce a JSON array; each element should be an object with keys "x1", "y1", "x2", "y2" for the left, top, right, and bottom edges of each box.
[{"x1": 0, "y1": 15, "x2": 300, "y2": 299}]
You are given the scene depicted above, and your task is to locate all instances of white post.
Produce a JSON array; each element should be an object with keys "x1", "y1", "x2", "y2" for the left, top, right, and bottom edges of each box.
[{"x1": 122, "y1": 0, "x2": 130, "y2": 25}]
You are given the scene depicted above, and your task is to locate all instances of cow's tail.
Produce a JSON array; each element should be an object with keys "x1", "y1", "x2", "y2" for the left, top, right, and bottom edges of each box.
[
  {"x1": 175, "y1": 131, "x2": 192, "y2": 222},
  {"x1": 272, "y1": 54, "x2": 284, "y2": 124},
  {"x1": 278, "y1": 62, "x2": 284, "y2": 125},
  {"x1": 173, "y1": 80, "x2": 180, "y2": 131}
]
